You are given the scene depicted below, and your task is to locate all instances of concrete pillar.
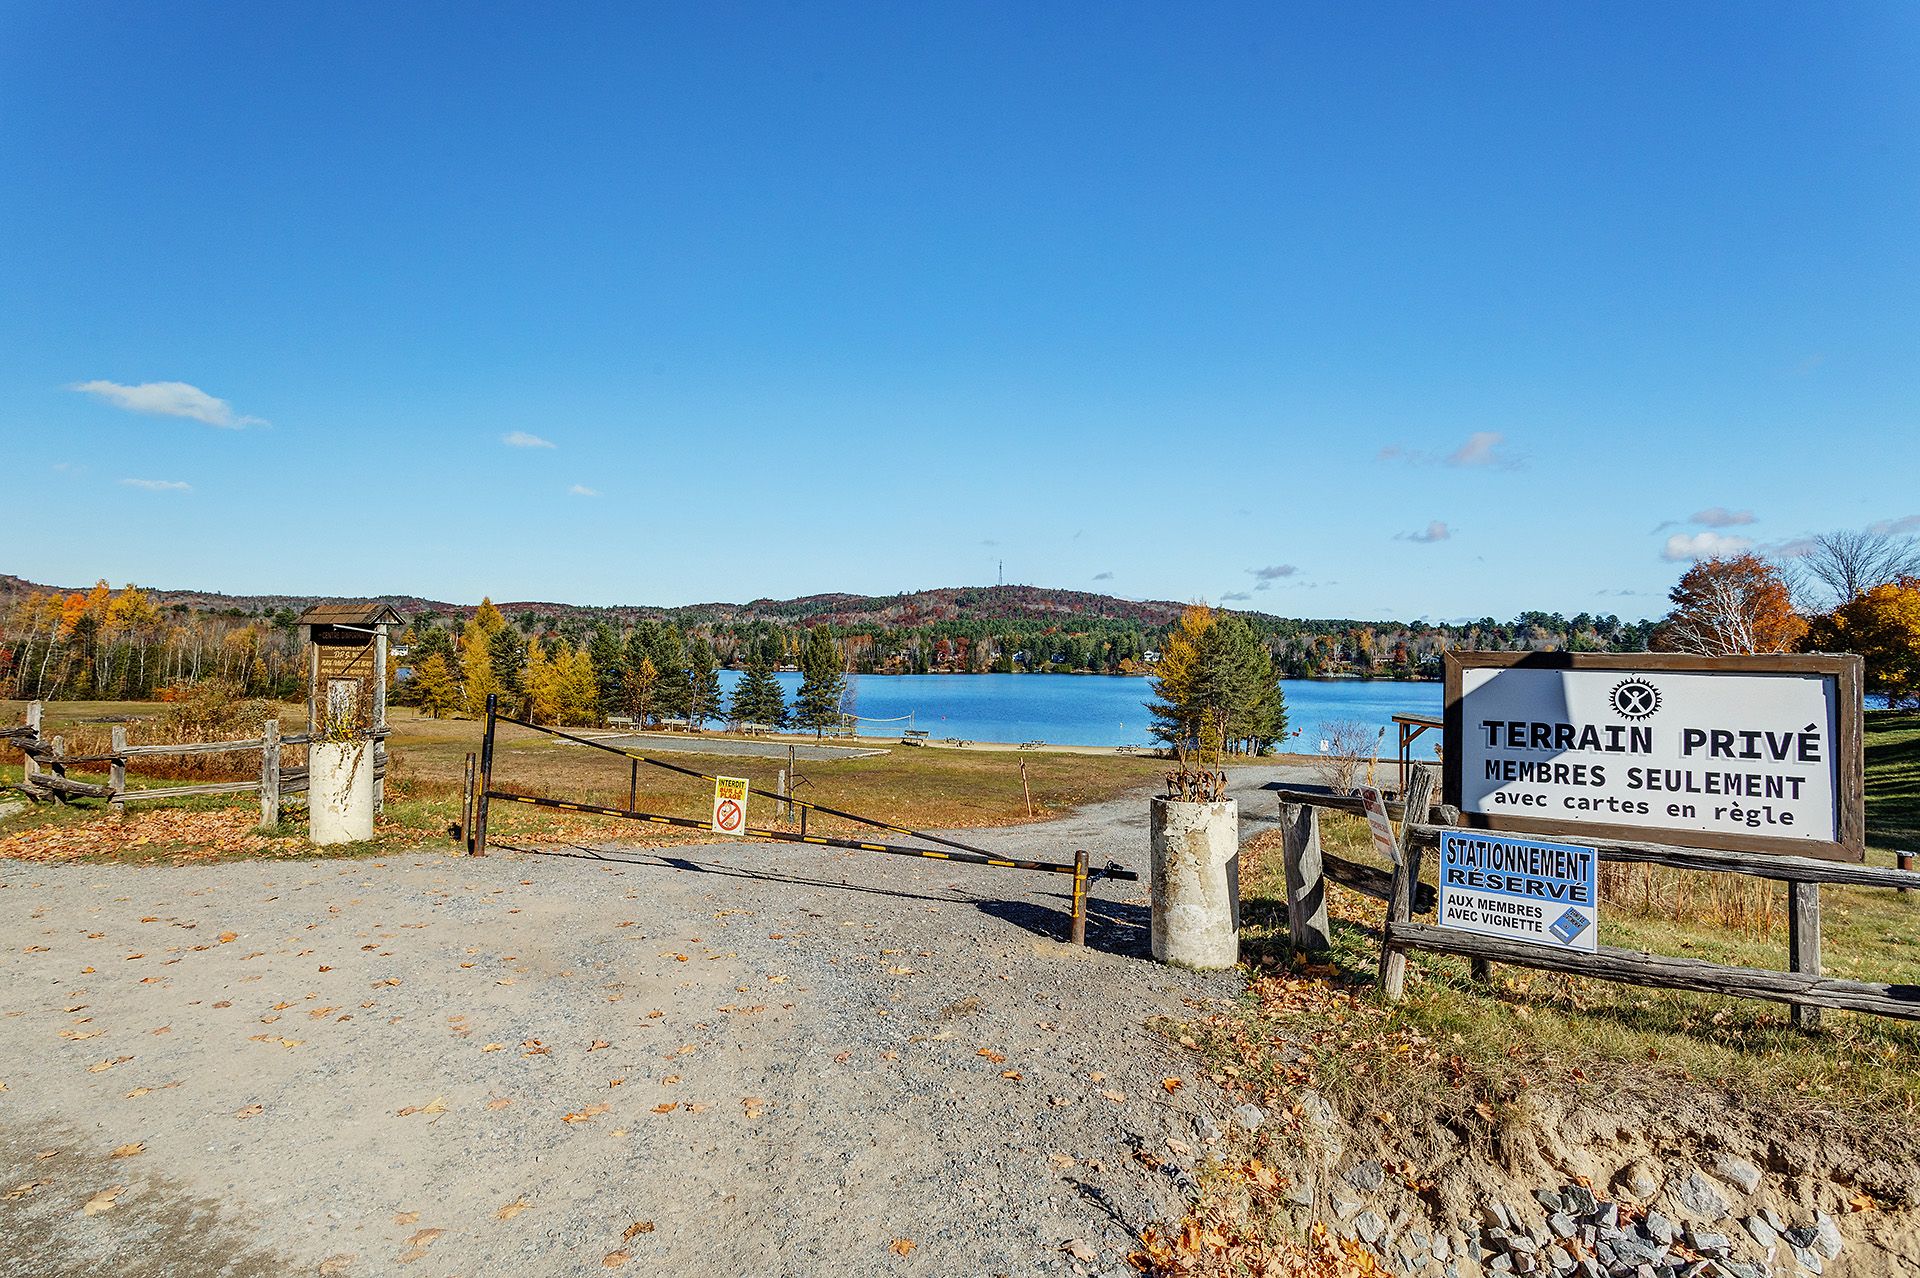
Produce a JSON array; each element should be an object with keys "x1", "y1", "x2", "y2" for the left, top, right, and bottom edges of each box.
[
  {"x1": 310, "y1": 740, "x2": 375, "y2": 846},
  {"x1": 1149, "y1": 796, "x2": 1240, "y2": 969}
]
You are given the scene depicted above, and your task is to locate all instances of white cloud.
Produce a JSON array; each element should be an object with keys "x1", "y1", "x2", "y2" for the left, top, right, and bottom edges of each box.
[
  {"x1": 568, "y1": 484, "x2": 600, "y2": 497},
  {"x1": 1868, "y1": 514, "x2": 1920, "y2": 536},
  {"x1": 1250, "y1": 564, "x2": 1297, "y2": 580},
  {"x1": 120, "y1": 478, "x2": 191, "y2": 492},
  {"x1": 1220, "y1": 591, "x2": 1252, "y2": 602},
  {"x1": 72, "y1": 379, "x2": 264, "y2": 428},
  {"x1": 1375, "y1": 432, "x2": 1519, "y2": 469},
  {"x1": 1690, "y1": 506, "x2": 1756, "y2": 528},
  {"x1": 1766, "y1": 537, "x2": 1820, "y2": 560},
  {"x1": 1397, "y1": 520, "x2": 1450, "y2": 543},
  {"x1": 1446, "y1": 432, "x2": 1507, "y2": 467},
  {"x1": 1662, "y1": 531, "x2": 1752, "y2": 562},
  {"x1": 503, "y1": 431, "x2": 555, "y2": 449}
]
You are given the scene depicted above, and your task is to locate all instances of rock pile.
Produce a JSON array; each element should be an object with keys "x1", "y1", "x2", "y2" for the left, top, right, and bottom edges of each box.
[{"x1": 1321, "y1": 1155, "x2": 1850, "y2": 1277}]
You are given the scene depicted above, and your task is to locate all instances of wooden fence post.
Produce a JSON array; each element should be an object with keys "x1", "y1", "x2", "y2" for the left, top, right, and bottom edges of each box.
[
  {"x1": 1790, "y1": 881, "x2": 1823, "y2": 1031},
  {"x1": 472, "y1": 694, "x2": 496, "y2": 856},
  {"x1": 1899, "y1": 851, "x2": 1914, "y2": 896},
  {"x1": 110, "y1": 726, "x2": 128, "y2": 816},
  {"x1": 260, "y1": 720, "x2": 281, "y2": 827},
  {"x1": 1280, "y1": 801, "x2": 1331, "y2": 956},
  {"x1": 1378, "y1": 765, "x2": 1436, "y2": 1000},
  {"x1": 22, "y1": 702, "x2": 43, "y2": 793},
  {"x1": 49, "y1": 734, "x2": 68, "y2": 804},
  {"x1": 460, "y1": 752, "x2": 477, "y2": 850}
]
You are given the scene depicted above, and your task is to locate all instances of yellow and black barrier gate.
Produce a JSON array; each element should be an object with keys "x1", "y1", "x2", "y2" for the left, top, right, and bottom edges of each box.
[{"x1": 468, "y1": 694, "x2": 1135, "y2": 944}]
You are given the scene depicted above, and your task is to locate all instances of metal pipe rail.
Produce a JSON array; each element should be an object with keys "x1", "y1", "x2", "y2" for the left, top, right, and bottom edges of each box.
[{"x1": 491, "y1": 710, "x2": 1003, "y2": 860}]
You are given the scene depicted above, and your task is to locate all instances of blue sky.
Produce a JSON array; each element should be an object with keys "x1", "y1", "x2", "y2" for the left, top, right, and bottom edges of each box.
[{"x1": 5, "y1": 4, "x2": 1916, "y2": 621}]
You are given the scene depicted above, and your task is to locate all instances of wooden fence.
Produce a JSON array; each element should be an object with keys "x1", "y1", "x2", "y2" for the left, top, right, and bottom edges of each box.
[
  {"x1": 1278, "y1": 765, "x2": 1920, "y2": 1029},
  {"x1": 4, "y1": 701, "x2": 386, "y2": 826}
]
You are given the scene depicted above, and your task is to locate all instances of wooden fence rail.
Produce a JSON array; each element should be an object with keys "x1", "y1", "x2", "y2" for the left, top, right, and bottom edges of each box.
[
  {"x1": 1280, "y1": 764, "x2": 1920, "y2": 1029},
  {"x1": 4, "y1": 701, "x2": 386, "y2": 826}
]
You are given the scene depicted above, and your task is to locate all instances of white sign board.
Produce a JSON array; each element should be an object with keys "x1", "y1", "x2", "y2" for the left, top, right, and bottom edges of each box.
[
  {"x1": 1358, "y1": 785, "x2": 1398, "y2": 863},
  {"x1": 1438, "y1": 831, "x2": 1598, "y2": 953},
  {"x1": 711, "y1": 776, "x2": 749, "y2": 836},
  {"x1": 1451, "y1": 660, "x2": 1848, "y2": 852}
]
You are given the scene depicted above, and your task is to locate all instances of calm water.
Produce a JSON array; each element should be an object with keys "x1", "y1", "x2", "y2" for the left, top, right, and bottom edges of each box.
[{"x1": 714, "y1": 671, "x2": 1444, "y2": 755}]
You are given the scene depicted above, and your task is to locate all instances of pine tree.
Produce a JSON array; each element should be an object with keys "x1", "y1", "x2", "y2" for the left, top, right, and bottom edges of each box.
[
  {"x1": 487, "y1": 626, "x2": 528, "y2": 717},
  {"x1": 685, "y1": 638, "x2": 722, "y2": 729},
  {"x1": 730, "y1": 651, "x2": 787, "y2": 728},
  {"x1": 623, "y1": 633, "x2": 660, "y2": 725},
  {"x1": 1149, "y1": 607, "x2": 1286, "y2": 759},
  {"x1": 794, "y1": 625, "x2": 846, "y2": 738},
  {"x1": 586, "y1": 622, "x2": 626, "y2": 723},
  {"x1": 642, "y1": 623, "x2": 689, "y2": 720}
]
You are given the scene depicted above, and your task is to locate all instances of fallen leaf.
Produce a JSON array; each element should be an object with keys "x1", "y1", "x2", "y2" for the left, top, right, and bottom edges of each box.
[
  {"x1": 622, "y1": 1220, "x2": 655, "y2": 1240},
  {"x1": 1064, "y1": 1238, "x2": 1098, "y2": 1262},
  {"x1": 563, "y1": 1103, "x2": 612, "y2": 1123},
  {"x1": 889, "y1": 1238, "x2": 916, "y2": 1257},
  {"x1": 87, "y1": 1056, "x2": 133, "y2": 1073},
  {"x1": 588, "y1": 1040, "x2": 611, "y2": 1052},
  {"x1": 602, "y1": 1252, "x2": 629, "y2": 1268},
  {"x1": 407, "y1": 1228, "x2": 443, "y2": 1246},
  {"x1": 1101, "y1": 1089, "x2": 1126, "y2": 1103},
  {"x1": 486, "y1": 1097, "x2": 513, "y2": 1111},
  {"x1": 1048, "y1": 1153, "x2": 1075, "y2": 1169},
  {"x1": 1161, "y1": 1077, "x2": 1183, "y2": 1093},
  {"x1": 218, "y1": 932, "x2": 237, "y2": 943},
  {"x1": 651, "y1": 1103, "x2": 677, "y2": 1114},
  {"x1": 394, "y1": 1211, "x2": 420, "y2": 1225},
  {"x1": 82, "y1": 1185, "x2": 124, "y2": 1215},
  {"x1": 109, "y1": 1142, "x2": 145, "y2": 1159},
  {"x1": 4, "y1": 1180, "x2": 48, "y2": 1201},
  {"x1": 977, "y1": 1048, "x2": 1006, "y2": 1064},
  {"x1": 1001, "y1": 1070, "x2": 1023, "y2": 1081},
  {"x1": 318, "y1": 1256, "x2": 356, "y2": 1275},
  {"x1": 495, "y1": 1197, "x2": 531, "y2": 1220},
  {"x1": 236, "y1": 1104, "x2": 263, "y2": 1118}
]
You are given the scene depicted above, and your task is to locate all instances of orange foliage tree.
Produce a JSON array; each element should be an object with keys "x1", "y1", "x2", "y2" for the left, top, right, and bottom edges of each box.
[
  {"x1": 1806, "y1": 576, "x2": 1920, "y2": 707},
  {"x1": 1653, "y1": 554, "x2": 1807, "y2": 656}
]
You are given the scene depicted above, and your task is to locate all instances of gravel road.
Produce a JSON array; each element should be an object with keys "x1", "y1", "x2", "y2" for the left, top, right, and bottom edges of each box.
[{"x1": 0, "y1": 768, "x2": 1305, "y2": 1278}]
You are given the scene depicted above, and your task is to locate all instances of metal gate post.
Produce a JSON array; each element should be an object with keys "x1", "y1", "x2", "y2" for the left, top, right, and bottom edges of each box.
[
  {"x1": 1069, "y1": 849, "x2": 1090, "y2": 945},
  {"x1": 473, "y1": 694, "x2": 496, "y2": 856}
]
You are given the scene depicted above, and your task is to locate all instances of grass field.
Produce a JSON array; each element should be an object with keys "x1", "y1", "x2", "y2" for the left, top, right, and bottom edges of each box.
[{"x1": 0, "y1": 699, "x2": 1176, "y2": 862}]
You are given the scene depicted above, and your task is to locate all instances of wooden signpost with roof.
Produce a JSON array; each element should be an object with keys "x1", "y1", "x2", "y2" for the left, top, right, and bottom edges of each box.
[{"x1": 295, "y1": 602, "x2": 401, "y2": 811}]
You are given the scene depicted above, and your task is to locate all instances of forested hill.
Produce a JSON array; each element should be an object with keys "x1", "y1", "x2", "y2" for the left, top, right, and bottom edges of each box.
[
  {"x1": 3, "y1": 572, "x2": 1655, "y2": 703},
  {"x1": 0, "y1": 575, "x2": 1190, "y2": 629}
]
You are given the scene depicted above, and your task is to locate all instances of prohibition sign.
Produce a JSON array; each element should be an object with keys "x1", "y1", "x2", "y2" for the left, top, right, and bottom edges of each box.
[{"x1": 715, "y1": 798, "x2": 744, "y2": 833}]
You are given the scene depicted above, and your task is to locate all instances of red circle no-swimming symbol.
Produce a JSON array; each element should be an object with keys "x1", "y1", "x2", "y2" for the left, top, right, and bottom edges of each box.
[{"x1": 716, "y1": 798, "x2": 743, "y2": 832}]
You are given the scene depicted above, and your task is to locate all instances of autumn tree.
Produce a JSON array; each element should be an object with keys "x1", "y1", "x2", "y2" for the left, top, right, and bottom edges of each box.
[
  {"x1": 411, "y1": 653, "x2": 463, "y2": 719},
  {"x1": 1793, "y1": 528, "x2": 1920, "y2": 609},
  {"x1": 462, "y1": 599, "x2": 509, "y2": 715},
  {"x1": 1653, "y1": 555, "x2": 1807, "y2": 656},
  {"x1": 1806, "y1": 577, "x2": 1920, "y2": 707},
  {"x1": 1149, "y1": 606, "x2": 1287, "y2": 757},
  {"x1": 586, "y1": 622, "x2": 627, "y2": 722},
  {"x1": 793, "y1": 625, "x2": 847, "y2": 738}
]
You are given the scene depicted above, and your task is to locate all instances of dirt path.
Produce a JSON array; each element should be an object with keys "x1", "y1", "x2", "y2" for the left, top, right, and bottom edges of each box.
[{"x1": 0, "y1": 771, "x2": 1299, "y2": 1277}]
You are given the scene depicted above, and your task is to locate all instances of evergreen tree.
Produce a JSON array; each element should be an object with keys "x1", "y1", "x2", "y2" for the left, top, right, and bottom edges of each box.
[
  {"x1": 793, "y1": 625, "x2": 846, "y2": 738},
  {"x1": 730, "y1": 651, "x2": 787, "y2": 728},
  {"x1": 642, "y1": 622, "x2": 690, "y2": 719},
  {"x1": 586, "y1": 622, "x2": 626, "y2": 722},
  {"x1": 1149, "y1": 608, "x2": 1286, "y2": 758},
  {"x1": 487, "y1": 625, "x2": 528, "y2": 716},
  {"x1": 685, "y1": 638, "x2": 722, "y2": 729}
]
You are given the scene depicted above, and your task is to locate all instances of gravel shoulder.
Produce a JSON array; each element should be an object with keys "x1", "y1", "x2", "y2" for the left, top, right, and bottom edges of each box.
[{"x1": 0, "y1": 769, "x2": 1301, "y2": 1277}]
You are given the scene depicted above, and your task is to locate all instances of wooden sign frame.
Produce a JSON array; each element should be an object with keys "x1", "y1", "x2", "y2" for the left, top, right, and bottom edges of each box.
[{"x1": 1443, "y1": 650, "x2": 1866, "y2": 862}]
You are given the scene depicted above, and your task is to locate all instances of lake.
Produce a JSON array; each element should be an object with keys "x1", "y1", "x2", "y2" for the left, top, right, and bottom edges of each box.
[{"x1": 715, "y1": 671, "x2": 1444, "y2": 756}]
